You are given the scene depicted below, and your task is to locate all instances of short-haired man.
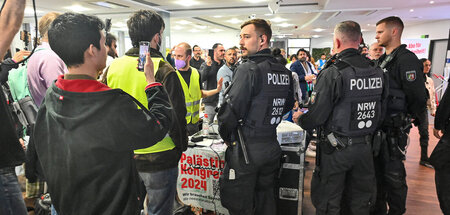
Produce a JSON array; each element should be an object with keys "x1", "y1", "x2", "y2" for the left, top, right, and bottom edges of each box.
[
  {"x1": 34, "y1": 13, "x2": 172, "y2": 215},
  {"x1": 200, "y1": 43, "x2": 225, "y2": 124},
  {"x1": 368, "y1": 42, "x2": 384, "y2": 60},
  {"x1": 290, "y1": 48, "x2": 317, "y2": 102},
  {"x1": 98, "y1": 33, "x2": 118, "y2": 82},
  {"x1": 189, "y1": 45, "x2": 204, "y2": 70},
  {"x1": 298, "y1": 20, "x2": 385, "y2": 214},
  {"x1": 217, "y1": 48, "x2": 237, "y2": 105},
  {"x1": 372, "y1": 16, "x2": 427, "y2": 215},
  {"x1": 107, "y1": 10, "x2": 188, "y2": 215},
  {"x1": 27, "y1": 12, "x2": 68, "y2": 107},
  {"x1": 173, "y1": 42, "x2": 223, "y2": 135},
  {"x1": 217, "y1": 19, "x2": 294, "y2": 215}
]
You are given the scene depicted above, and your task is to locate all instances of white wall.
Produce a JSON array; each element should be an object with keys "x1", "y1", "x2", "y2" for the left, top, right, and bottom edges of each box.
[
  {"x1": 310, "y1": 19, "x2": 450, "y2": 50},
  {"x1": 170, "y1": 30, "x2": 240, "y2": 50}
]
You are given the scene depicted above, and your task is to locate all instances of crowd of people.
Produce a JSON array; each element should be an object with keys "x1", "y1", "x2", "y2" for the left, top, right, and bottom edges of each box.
[{"x1": 1, "y1": 1, "x2": 449, "y2": 215}]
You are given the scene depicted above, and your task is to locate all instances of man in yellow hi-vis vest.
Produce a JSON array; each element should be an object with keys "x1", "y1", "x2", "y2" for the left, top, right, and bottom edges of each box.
[
  {"x1": 107, "y1": 10, "x2": 187, "y2": 215},
  {"x1": 174, "y1": 42, "x2": 223, "y2": 135}
]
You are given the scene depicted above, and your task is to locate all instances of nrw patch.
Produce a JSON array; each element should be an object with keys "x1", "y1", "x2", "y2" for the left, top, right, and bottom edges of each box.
[
  {"x1": 310, "y1": 91, "x2": 317, "y2": 104},
  {"x1": 405, "y1": 70, "x2": 416, "y2": 82}
]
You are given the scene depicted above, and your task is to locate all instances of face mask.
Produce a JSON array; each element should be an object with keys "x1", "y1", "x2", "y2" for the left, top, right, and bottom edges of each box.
[
  {"x1": 175, "y1": 59, "x2": 186, "y2": 70},
  {"x1": 156, "y1": 33, "x2": 162, "y2": 52}
]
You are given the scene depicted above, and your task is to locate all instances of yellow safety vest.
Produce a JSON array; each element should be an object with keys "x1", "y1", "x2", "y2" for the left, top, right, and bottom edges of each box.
[
  {"x1": 107, "y1": 56, "x2": 175, "y2": 154},
  {"x1": 176, "y1": 67, "x2": 201, "y2": 124}
]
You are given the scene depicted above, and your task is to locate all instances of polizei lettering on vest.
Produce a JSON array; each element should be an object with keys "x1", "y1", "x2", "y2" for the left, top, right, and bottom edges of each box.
[
  {"x1": 349, "y1": 77, "x2": 382, "y2": 90},
  {"x1": 268, "y1": 73, "x2": 290, "y2": 85}
]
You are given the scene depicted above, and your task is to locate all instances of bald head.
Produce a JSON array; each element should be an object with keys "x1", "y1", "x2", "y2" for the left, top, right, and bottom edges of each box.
[
  {"x1": 369, "y1": 42, "x2": 384, "y2": 60},
  {"x1": 333, "y1": 21, "x2": 362, "y2": 53}
]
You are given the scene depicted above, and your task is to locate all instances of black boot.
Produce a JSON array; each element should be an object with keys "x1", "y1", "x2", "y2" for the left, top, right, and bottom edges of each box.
[{"x1": 419, "y1": 145, "x2": 434, "y2": 169}]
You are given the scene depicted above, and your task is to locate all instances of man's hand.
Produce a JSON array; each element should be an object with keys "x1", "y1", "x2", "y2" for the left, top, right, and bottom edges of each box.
[
  {"x1": 433, "y1": 128, "x2": 443, "y2": 139},
  {"x1": 206, "y1": 56, "x2": 212, "y2": 66},
  {"x1": 305, "y1": 75, "x2": 315, "y2": 82},
  {"x1": 144, "y1": 53, "x2": 155, "y2": 84},
  {"x1": 292, "y1": 110, "x2": 304, "y2": 123},
  {"x1": 12, "y1": 50, "x2": 30, "y2": 62},
  {"x1": 217, "y1": 77, "x2": 223, "y2": 92},
  {"x1": 431, "y1": 112, "x2": 435, "y2": 117}
]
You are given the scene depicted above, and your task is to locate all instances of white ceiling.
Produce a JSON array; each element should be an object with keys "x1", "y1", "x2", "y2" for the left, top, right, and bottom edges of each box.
[{"x1": 21, "y1": 0, "x2": 450, "y2": 38}]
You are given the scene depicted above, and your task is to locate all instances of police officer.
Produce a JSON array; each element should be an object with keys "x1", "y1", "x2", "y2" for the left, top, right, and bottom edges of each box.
[
  {"x1": 217, "y1": 19, "x2": 294, "y2": 215},
  {"x1": 298, "y1": 20, "x2": 385, "y2": 214},
  {"x1": 371, "y1": 16, "x2": 427, "y2": 215}
]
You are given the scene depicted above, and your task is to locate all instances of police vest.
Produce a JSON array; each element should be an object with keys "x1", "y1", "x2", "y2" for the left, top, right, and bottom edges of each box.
[
  {"x1": 243, "y1": 59, "x2": 291, "y2": 137},
  {"x1": 107, "y1": 56, "x2": 175, "y2": 154},
  {"x1": 379, "y1": 50, "x2": 407, "y2": 113},
  {"x1": 176, "y1": 67, "x2": 201, "y2": 124},
  {"x1": 326, "y1": 61, "x2": 384, "y2": 137}
]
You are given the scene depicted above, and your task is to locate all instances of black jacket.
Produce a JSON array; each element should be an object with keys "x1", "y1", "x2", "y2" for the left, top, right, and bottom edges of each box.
[
  {"x1": 125, "y1": 48, "x2": 188, "y2": 172},
  {"x1": 199, "y1": 59, "x2": 224, "y2": 105},
  {"x1": 378, "y1": 44, "x2": 427, "y2": 119},
  {"x1": 435, "y1": 87, "x2": 450, "y2": 132},
  {"x1": 218, "y1": 49, "x2": 295, "y2": 143},
  {"x1": 34, "y1": 79, "x2": 172, "y2": 215},
  {"x1": 299, "y1": 48, "x2": 387, "y2": 131}
]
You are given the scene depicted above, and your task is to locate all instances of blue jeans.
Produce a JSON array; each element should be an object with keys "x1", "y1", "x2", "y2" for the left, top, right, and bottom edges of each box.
[
  {"x1": 0, "y1": 167, "x2": 27, "y2": 215},
  {"x1": 139, "y1": 167, "x2": 178, "y2": 215}
]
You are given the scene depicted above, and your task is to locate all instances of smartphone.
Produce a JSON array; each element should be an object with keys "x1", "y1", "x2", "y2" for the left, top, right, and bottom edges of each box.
[
  {"x1": 138, "y1": 41, "x2": 150, "y2": 71},
  {"x1": 208, "y1": 49, "x2": 214, "y2": 59}
]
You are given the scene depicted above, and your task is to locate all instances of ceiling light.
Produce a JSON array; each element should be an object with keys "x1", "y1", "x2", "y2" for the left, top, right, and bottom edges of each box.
[
  {"x1": 361, "y1": 29, "x2": 368, "y2": 32},
  {"x1": 172, "y1": 25, "x2": 184, "y2": 30},
  {"x1": 213, "y1": 15, "x2": 223, "y2": 18},
  {"x1": 409, "y1": 9, "x2": 414, "y2": 12},
  {"x1": 430, "y1": 0, "x2": 434, "y2": 4},
  {"x1": 25, "y1": 7, "x2": 43, "y2": 15},
  {"x1": 277, "y1": 23, "x2": 293, "y2": 28},
  {"x1": 226, "y1": 18, "x2": 243, "y2": 24},
  {"x1": 313, "y1": 28, "x2": 325, "y2": 32},
  {"x1": 174, "y1": 0, "x2": 200, "y2": 7},
  {"x1": 265, "y1": 13, "x2": 273, "y2": 16},
  {"x1": 367, "y1": 24, "x2": 371, "y2": 26},
  {"x1": 243, "y1": 0, "x2": 267, "y2": 3},
  {"x1": 211, "y1": 28, "x2": 224, "y2": 33},
  {"x1": 270, "y1": 17, "x2": 287, "y2": 23},
  {"x1": 189, "y1": 29, "x2": 200, "y2": 33},
  {"x1": 64, "y1": 5, "x2": 91, "y2": 12},
  {"x1": 90, "y1": 1, "x2": 128, "y2": 9},
  {"x1": 312, "y1": 35, "x2": 320, "y2": 38},
  {"x1": 196, "y1": 25, "x2": 207, "y2": 29},
  {"x1": 177, "y1": 20, "x2": 192, "y2": 25}
]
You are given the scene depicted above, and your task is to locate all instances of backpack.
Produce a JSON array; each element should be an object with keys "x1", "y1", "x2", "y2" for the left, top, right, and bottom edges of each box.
[{"x1": 6, "y1": 49, "x2": 44, "y2": 131}]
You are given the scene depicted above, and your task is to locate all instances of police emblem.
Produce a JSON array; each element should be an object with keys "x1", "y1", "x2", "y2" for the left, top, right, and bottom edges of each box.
[
  {"x1": 406, "y1": 70, "x2": 416, "y2": 82},
  {"x1": 310, "y1": 91, "x2": 317, "y2": 104}
]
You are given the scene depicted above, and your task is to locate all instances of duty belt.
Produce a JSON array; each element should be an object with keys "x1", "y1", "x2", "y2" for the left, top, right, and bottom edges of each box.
[{"x1": 335, "y1": 135, "x2": 372, "y2": 146}]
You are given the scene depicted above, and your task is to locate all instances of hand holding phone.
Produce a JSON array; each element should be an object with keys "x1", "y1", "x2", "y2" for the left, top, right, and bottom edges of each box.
[
  {"x1": 138, "y1": 41, "x2": 150, "y2": 71},
  {"x1": 144, "y1": 53, "x2": 155, "y2": 84}
]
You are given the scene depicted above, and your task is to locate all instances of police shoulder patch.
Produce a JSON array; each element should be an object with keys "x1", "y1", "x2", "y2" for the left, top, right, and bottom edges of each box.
[{"x1": 405, "y1": 70, "x2": 416, "y2": 82}]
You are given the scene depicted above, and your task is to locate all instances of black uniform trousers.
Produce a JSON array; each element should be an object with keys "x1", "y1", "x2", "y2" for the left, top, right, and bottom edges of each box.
[
  {"x1": 372, "y1": 127, "x2": 408, "y2": 215},
  {"x1": 311, "y1": 142, "x2": 376, "y2": 215},
  {"x1": 430, "y1": 132, "x2": 450, "y2": 215},
  {"x1": 220, "y1": 140, "x2": 281, "y2": 215}
]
